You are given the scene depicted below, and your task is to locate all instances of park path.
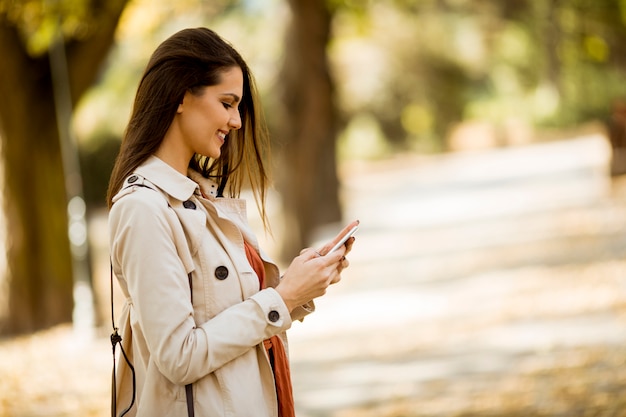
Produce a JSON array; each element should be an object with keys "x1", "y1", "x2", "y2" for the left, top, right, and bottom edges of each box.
[
  {"x1": 287, "y1": 133, "x2": 626, "y2": 416},
  {"x1": 0, "y1": 132, "x2": 625, "y2": 417}
]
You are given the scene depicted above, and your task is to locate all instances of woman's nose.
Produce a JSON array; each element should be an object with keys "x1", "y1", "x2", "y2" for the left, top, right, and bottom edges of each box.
[{"x1": 229, "y1": 111, "x2": 242, "y2": 130}]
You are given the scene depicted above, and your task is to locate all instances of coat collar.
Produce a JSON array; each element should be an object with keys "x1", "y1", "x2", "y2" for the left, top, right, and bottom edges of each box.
[
  {"x1": 187, "y1": 170, "x2": 221, "y2": 200},
  {"x1": 131, "y1": 155, "x2": 279, "y2": 277},
  {"x1": 134, "y1": 155, "x2": 199, "y2": 202}
]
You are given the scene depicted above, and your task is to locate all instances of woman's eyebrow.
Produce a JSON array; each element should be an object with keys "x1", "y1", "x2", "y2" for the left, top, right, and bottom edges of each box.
[{"x1": 221, "y1": 93, "x2": 241, "y2": 103}]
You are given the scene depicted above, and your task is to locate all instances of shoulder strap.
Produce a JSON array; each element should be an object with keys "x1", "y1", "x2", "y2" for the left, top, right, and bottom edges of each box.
[
  {"x1": 110, "y1": 262, "x2": 136, "y2": 417},
  {"x1": 185, "y1": 271, "x2": 194, "y2": 416}
]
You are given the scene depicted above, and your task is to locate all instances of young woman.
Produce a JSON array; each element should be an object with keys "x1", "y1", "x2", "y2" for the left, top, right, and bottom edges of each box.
[{"x1": 106, "y1": 27, "x2": 356, "y2": 417}]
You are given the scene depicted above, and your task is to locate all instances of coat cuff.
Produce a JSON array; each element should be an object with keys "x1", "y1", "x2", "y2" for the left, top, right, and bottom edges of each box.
[
  {"x1": 291, "y1": 301, "x2": 315, "y2": 322},
  {"x1": 250, "y1": 288, "x2": 292, "y2": 330}
]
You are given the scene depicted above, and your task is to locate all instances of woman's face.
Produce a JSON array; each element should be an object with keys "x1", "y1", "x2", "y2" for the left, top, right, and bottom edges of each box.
[{"x1": 175, "y1": 66, "x2": 243, "y2": 160}]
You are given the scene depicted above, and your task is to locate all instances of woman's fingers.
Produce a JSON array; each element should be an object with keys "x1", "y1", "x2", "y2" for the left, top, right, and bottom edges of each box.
[
  {"x1": 318, "y1": 220, "x2": 359, "y2": 255},
  {"x1": 343, "y1": 236, "x2": 355, "y2": 256},
  {"x1": 339, "y1": 256, "x2": 350, "y2": 271},
  {"x1": 277, "y1": 241, "x2": 354, "y2": 310},
  {"x1": 329, "y1": 267, "x2": 343, "y2": 285}
]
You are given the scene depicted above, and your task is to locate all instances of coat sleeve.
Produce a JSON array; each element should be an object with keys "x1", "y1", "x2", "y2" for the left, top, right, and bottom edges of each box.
[{"x1": 109, "y1": 189, "x2": 292, "y2": 386}]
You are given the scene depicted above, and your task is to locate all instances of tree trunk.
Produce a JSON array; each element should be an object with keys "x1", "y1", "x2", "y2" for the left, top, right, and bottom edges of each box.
[
  {"x1": 0, "y1": 0, "x2": 129, "y2": 335},
  {"x1": 277, "y1": 0, "x2": 341, "y2": 262},
  {"x1": 1, "y1": 77, "x2": 73, "y2": 334}
]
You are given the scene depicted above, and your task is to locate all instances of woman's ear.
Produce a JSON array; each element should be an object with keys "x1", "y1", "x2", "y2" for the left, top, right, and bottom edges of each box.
[{"x1": 177, "y1": 92, "x2": 187, "y2": 114}]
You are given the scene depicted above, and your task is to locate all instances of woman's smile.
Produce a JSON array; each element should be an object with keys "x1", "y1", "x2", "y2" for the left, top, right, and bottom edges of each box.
[{"x1": 217, "y1": 130, "x2": 228, "y2": 144}]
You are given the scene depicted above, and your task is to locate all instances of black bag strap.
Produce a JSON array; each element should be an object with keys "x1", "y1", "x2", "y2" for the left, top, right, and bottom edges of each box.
[
  {"x1": 185, "y1": 272, "x2": 195, "y2": 416},
  {"x1": 110, "y1": 262, "x2": 136, "y2": 417}
]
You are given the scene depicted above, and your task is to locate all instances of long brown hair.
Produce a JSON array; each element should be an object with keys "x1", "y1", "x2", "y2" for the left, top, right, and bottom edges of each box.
[{"x1": 106, "y1": 27, "x2": 271, "y2": 227}]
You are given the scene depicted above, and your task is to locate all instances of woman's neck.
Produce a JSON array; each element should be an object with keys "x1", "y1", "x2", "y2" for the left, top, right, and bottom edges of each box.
[{"x1": 155, "y1": 131, "x2": 193, "y2": 175}]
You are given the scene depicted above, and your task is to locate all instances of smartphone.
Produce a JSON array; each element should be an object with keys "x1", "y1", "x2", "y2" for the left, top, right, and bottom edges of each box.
[{"x1": 327, "y1": 224, "x2": 359, "y2": 255}]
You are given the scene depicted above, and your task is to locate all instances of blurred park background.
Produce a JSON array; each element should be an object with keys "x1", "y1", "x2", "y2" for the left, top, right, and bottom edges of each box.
[{"x1": 1, "y1": 0, "x2": 626, "y2": 416}]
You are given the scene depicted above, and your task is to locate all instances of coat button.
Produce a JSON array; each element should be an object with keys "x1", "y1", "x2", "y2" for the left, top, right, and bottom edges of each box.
[
  {"x1": 183, "y1": 200, "x2": 196, "y2": 209},
  {"x1": 268, "y1": 310, "x2": 280, "y2": 323},
  {"x1": 215, "y1": 266, "x2": 229, "y2": 280},
  {"x1": 127, "y1": 175, "x2": 138, "y2": 183}
]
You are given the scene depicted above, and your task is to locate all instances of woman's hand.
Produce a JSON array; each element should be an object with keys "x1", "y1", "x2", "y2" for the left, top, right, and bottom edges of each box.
[
  {"x1": 317, "y1": 220, "x2": 358, "y2": 258},
  {"x1": 276, "y1": 221, "x2": 358, "y2": 312},
  {"x1": 276, "y1": 246, "x2": 347, "y2": 312}
]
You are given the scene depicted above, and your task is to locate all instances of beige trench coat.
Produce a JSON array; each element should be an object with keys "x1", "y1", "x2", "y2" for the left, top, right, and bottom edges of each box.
[{"x1": 109, "y1": 156, "x2": 313, "y2": 417}]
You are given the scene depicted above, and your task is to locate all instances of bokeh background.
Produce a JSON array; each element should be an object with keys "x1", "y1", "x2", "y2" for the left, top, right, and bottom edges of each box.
[{"x1": 0, "y1": 0, "x2": 626, "y2": 416}]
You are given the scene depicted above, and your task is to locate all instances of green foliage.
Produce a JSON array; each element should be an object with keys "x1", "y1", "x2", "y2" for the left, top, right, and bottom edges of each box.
[
  {"x1": 0, "y1": 0, "x2": 94, "y2": 56},
  {"x1": 328, "y1": 0, "x2": 626, "y2": 152},
  {"x1": 330, "y1": 2, "x2": 477, "y2": 152}
]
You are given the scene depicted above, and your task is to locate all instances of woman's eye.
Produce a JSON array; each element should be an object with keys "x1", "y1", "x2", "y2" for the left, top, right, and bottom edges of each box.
[{"x1": 222, "y1": 102, "x2": 232, "y2": 109}]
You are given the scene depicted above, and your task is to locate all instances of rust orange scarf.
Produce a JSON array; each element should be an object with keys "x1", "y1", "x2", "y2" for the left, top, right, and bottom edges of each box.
[{"x1": 244, "y1": 241, "x2": 295, "y2": 417}]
